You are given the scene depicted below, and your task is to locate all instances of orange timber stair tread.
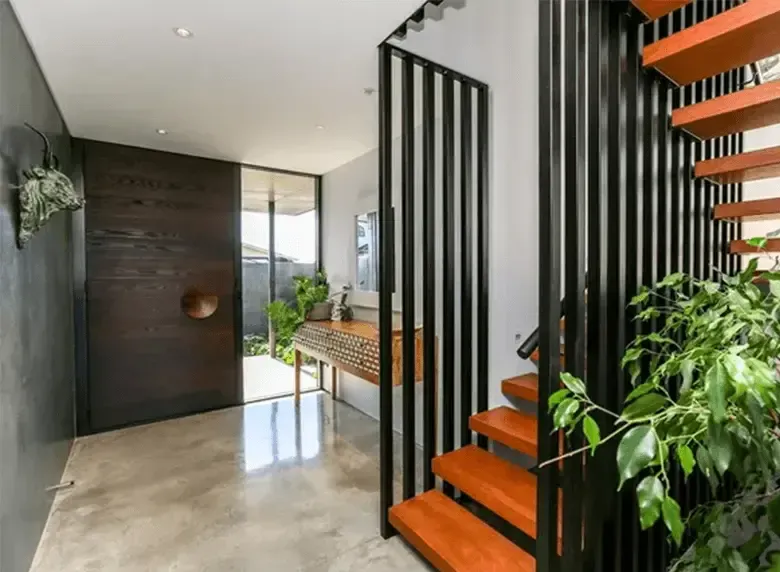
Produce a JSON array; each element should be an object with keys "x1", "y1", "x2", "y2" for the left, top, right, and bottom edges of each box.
[
  {"x1": 731, "y1": 239, "x2": 780, "y2": 254},
  {"x1": 713, "y1": 198, "x2": 780, "y2": 221},
  {"x1": 433, "y1": 445, "x2": 539, "y2": 539},
  {"x1": 389, "y1": 489, "x2": 536, "y2": 572},
  {"x1": 630, "y1": 0, "x2": 691, "y2": 21},
  {"x1": 672, "y1": 81, "x2": 780, "y2": 140},
  {"x1": 696, "y1": 145, "x2": 780, "y2": 184},
  {"x1": 643, "y1": 0, "x2": 780, "y2": 86},
  {"x1": 470, "y1": 407, "x2": 537, "y2": 458},
  {"x1": 501, "y1": 374, "x2": 539, "y2": 402}
]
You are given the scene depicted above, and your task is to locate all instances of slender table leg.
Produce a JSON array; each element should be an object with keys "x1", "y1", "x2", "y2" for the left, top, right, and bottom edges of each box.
[
  {"x1": 294, "y1": 348, "x2": 302, "y2": 406},
  {"x1": 331, "y1": 365, "x2": 338, "y2": 401}
]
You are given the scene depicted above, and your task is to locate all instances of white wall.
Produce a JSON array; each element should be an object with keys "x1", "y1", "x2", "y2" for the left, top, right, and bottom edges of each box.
[
  {"x1": 743, "y1": 125, "x2": 780, "y2": 245},
  {"x1": 393, "y1": 0, "x2": 540, "y2": 409},
  {"x1": 321, "y1": 0, "x2": 539, "y2": 441}
]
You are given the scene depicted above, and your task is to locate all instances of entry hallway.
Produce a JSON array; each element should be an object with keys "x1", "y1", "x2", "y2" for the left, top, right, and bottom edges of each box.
[{"x1": 30, "y1": 393, "x2": 430, "y2": 571}]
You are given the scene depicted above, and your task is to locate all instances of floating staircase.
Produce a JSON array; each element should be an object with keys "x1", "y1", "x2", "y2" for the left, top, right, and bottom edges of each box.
[
  {"x1": 389, "y1": 371, "x2": 543, "y2": 569},
  {"x1": 642, "y1": 0, "x2": 780, "y2": 86},
  {"x1": 672, "y1": 81, "x2": 780, "y2": 140},
  {"x1": 696, "y1": 145, "x2": 780, "y2": 184},
  {"x1": 630, "y1": 0, "x2": 692, "y2": 22},
  {"x1": 391, "y1": 0, "x2": 464, "y2": 41},
  {"x1": 389, "y1": 0, "x2": 780, "y2": 568}
]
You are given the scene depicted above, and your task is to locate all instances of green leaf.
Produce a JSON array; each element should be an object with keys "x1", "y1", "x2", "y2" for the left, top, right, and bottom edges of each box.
[
  {"x1": 625, "y1": 381, "x2": 656, "y2": 403},
  {"x1": 739, "y1": 532, "x2": 764, "y2": 562},
  {"x1": 680, "y1": 359, "x2": 695, "y2": 393},
  {"x1": 628, "y1": 360, "x2": 641, "y2": 385},
  {"x1": 696, "y1": 447, "x2": 719, "y2": 493},
  {"x1": 553, "y1": 399, "x2": 580, "y2": 429},
  {"x1": 771, "y1": 279, "x2": 780, "y2": 299},
  {"x1": 621, "y1": 393, "x2": 667, "y2": 421},
  {"x1": 705, "y1": 361, "x2": 729, "y2": 423},
  {"x1": 725, "y1": 550, "x2": 749, "y2": 572},
  {"x1": 740, "y1": 257, "x2": 760, "y2": 284},
  {"x1": 617, "y1": 426, "x2": 657, "y2": 490},
  {"x1": 582, "y1": 415, "x2": 601, "y2": 455},
  {"x1": 747, "y1": 236, "x2": 768, "y2": 249},
  {"x1": 768, "y1": 495, "x2": 780, "y2": 535},
  {"x1": 636, "y1": 476, "x2": 664, "y2": 530},
  {"x1": 548, "y1": 389, "x2": 570, "y2": 412},
  {"x1": 657, "y1": 272, "x2": 686, "y2": 289},
  {"x1": 707, "y1": 420, "x2": 732, "y2": 475},
  {"x1": 630, "y1": 287, "x2": 650, "y2": 306},
  {"x1": 621, "y1": 347, "x2": 644, "y2": 368},
  {"x1": 560, "y1": 372, "x2": 587, "y2": 396},
  {"x1": 677, "y1": 444, "x2": 695, "y2": 480},
  {"x1": 662, "y1": 496, "x2": 684, "y2": 546}
]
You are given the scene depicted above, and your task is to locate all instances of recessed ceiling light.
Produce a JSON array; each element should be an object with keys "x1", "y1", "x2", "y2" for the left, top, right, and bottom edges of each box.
[
  {"x1": 156, "y1": 128, "x2": 168, "y2": 135},
  {"x1": 316, "y1": 125, "x2": 325, "y2": 130},
  {"x1": 173, "y1": 27, "x2": 194, "y2": 38}
]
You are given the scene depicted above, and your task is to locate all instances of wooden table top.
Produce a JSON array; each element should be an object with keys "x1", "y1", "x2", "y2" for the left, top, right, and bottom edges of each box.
[{"x1": 303, "y1": 320, "x2": 422, "y2": 340}]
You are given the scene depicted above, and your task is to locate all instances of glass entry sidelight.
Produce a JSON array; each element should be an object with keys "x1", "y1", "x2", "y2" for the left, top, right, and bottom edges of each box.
[{"x1": 240, "y1": 166, "x2": 321, "y2": 403}]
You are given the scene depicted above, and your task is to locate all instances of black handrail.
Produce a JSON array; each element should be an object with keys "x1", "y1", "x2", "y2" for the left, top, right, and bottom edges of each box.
[
  {"x1": 517, "y1": 279, "x2": 587, "y2": 360},
  {"x1": 516, "y1": 301, "x2": 566, "y2": 359}
]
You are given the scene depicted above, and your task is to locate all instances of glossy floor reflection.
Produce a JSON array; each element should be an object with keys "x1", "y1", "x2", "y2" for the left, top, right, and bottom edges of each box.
[{"x1": 30, "y1": 392, "x2": 430, "y2": 572}]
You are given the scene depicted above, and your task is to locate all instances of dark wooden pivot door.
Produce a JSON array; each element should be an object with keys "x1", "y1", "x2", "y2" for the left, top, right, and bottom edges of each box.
[{"x1": 83, "y1": 141, "x2": 240, "y2": 432}]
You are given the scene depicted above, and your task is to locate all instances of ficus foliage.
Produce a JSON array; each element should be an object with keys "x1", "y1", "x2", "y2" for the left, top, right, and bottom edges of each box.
[{"x1": 548, "y1": 250, "x2": 780, "y2": 571}]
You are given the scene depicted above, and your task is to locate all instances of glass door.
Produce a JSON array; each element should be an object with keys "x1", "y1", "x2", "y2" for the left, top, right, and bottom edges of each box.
[{"x1": 241, "y1": 167, "x2": 320, "y2": 402}]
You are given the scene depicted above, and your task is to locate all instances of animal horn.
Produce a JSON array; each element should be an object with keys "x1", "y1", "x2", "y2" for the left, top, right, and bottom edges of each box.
[{"x1": 24, "y1": 122, "x2": 54, "y2": 168}]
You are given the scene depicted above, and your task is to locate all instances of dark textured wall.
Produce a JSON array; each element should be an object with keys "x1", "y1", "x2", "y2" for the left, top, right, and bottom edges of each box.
[
  {"x1": 82, "y1": 140, "x2": 241, "y2": 433},
  {"x1": 0, "y1": 2, "x2": 75, "y2": 571}
]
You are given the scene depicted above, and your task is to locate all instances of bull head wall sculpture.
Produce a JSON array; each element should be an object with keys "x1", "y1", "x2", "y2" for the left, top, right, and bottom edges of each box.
[{"x1": 16, "y1": 123, "x2": 83, "y2": 248}]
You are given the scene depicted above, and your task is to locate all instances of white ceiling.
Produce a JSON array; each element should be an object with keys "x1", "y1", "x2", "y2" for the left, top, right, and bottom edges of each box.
[
  {"x1": 241, "y1": 167, "x2": 315, "y2": 215},
  {"x1": 10, "y1": 0, "x2": 424, "y2": 175}
]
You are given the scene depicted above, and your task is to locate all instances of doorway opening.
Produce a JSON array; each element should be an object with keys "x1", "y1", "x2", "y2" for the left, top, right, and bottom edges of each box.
[{"x1": 240, "y1": 166, "x2": 322, "y2": 403}]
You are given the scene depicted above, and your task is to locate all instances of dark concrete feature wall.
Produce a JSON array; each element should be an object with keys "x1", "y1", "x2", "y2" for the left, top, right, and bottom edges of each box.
[
  {"x1": 0, "y1": 2, "x2": 76, "y2": 571},
  {"x1": 82, "y1": 140, "x2": 241, "y2": 432}
]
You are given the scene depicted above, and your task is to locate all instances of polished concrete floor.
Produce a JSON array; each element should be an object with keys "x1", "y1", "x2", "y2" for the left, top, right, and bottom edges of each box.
[{"x1": 30, "y1": 392, "x2": 429, "y2": 572}]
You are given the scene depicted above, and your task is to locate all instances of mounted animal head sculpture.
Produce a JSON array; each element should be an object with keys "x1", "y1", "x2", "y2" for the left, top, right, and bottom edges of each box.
[{"x1": 17, "y1": 123, "x2": 83, "y2": 248}]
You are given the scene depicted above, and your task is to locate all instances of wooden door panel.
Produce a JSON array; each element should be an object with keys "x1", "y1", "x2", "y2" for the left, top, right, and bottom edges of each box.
[{"x1": 83, "y1": 140, "x2": 239, "y2": 432}]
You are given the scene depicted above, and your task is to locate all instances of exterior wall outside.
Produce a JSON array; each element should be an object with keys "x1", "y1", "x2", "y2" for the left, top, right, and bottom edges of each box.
[{"x1": 242, "y1": 261, "x2": 316, "y2": 337}]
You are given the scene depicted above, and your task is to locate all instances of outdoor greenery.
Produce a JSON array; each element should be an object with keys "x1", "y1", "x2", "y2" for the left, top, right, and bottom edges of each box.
[
  {"x1": 248, "y1": 271, "x2": 330, "y2": 366},
  {"x1": 548, "y1": 236, "x2": 780, "y2": 571},
  {"x1": 243, "y1": 333, "x2": 269, "y2": 357}
]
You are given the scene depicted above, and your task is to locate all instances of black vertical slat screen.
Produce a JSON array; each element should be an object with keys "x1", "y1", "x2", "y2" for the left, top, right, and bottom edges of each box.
[
  {"x1": 422, "y1": 64, "x2": 436, "y2": 493},
  {"x1": 538, "y1": 0, "x2": 744, "y2": 569},
  {"x1": 460, "y1": 85, "x2": 473, "y2": 449},
  {"x1": 476, "y1": 86, "x2": 490, "y2": 451},
  {"x1": 377, "y1": 43, "x2": 394, "y2": 539},
  {"x1": 377, "y1": 43, "x2": 490, "y2": 537},
  {"x1": 537, "y1": 0, "x2": 562, "y2": 566},
  {"x1": 401, "y1": 53, "x2": 416, "y2": 502},
  {"x1": 562, "y1": 0, "x2": 586, "y2": 567},
  {"x1": 441, "y1": 72, "x2": 456, "y2": 499}
]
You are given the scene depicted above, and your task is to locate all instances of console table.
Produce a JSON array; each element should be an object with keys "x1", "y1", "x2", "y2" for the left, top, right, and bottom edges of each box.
[{"x1": 292, "y1": 320, "x2": 434, "y2": 404}]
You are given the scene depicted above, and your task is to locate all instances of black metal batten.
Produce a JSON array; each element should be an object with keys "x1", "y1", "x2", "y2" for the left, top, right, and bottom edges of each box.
[
  {"x1": 562, "y1": 0, "x2": 585, "y2": 568},
  {"x1": 377, "y1": 43, "x2": 395, "y2": 539},
  {"x1": 401, "y1": 54, "x2": 416, "y2": 502},
  {"x1": 377, "y1": 39, "x2": 490, "y2": 535},
  {"x1": 537, "y1": 0, "x2": 562, "y2": 567},
  {"x1": 476, "y1": 86, "x2": 490, "y2": 451},
  {"x1": 539, "y1": 0, "x2": 747, "y2": 569},
  {"x1": 422, "y1": 63, "x2": 437, "y2": 492},
  {"x1": 460, "y1": 84, "x2": 474, "y2": 449},
  {"x1": 441, "y1": 72, "x2": 456, "y2": 498}
]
